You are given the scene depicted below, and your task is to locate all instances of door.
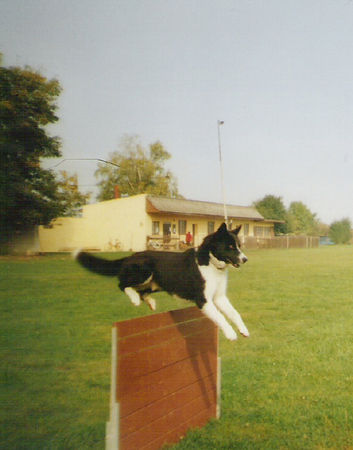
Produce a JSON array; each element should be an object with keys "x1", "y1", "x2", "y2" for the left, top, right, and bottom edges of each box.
[{"x1": 163, "y1": 223, "x2": 171, "y2": 243}]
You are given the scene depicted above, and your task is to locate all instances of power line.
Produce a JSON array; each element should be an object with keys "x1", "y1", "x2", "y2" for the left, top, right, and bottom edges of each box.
[{"x1": 49, "y1": 158, "x2": 120, "y2": 169}]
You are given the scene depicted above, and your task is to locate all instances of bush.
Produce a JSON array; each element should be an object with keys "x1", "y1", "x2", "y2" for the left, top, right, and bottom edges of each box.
[{"x1": 329, "y1": 218, "x2": 352, "y2": 244}]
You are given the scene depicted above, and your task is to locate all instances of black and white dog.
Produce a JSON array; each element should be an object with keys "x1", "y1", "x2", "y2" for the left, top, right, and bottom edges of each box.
[{"x1": 75, "y1": 223, "x2": 249, "y2": 341}]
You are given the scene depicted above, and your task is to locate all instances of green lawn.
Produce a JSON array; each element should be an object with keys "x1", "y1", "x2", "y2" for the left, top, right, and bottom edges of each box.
[{"x1": 1, "y1": 246, "x2": 353, "y2": 449}]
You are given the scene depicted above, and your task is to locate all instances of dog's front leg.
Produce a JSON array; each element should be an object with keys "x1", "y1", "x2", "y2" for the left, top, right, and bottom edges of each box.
[
  {"x1": 214, "y1": 295, "x2": 249, "y2": 337},
  {"x1": 201, "y1": 301, "x2": 238, "y2": 341},
  {"x1": 124, "y1": 287, "x2": 141, "y2": 306}
]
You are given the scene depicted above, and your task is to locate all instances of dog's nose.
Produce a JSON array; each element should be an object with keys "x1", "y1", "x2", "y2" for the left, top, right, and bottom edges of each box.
[{"x1": 242, "y1": 256, "x2": 248, "y2": 264}]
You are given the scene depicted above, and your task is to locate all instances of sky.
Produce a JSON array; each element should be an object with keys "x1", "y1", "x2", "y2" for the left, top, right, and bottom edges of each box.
[{"x1": 1, "y1": 0, "x2": 353, "y2": 225}]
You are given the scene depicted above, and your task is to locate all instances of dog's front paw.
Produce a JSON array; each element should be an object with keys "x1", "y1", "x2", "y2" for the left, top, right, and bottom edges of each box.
[
  {"x1": 224, "y1": 327, "x2": 238, "y2": 341},
  {"x1": 240, "y1": 327, "x2": 250, "y2": 338}
]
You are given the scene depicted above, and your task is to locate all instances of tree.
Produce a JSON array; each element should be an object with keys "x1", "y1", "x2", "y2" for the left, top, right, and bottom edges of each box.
[
  {"x1": 329, "y1": 218, "x2": 352, "y2": 244},
  {"x1": 253, "y1": 195, "x2": 288, "y2": 234},
  {"x1": 0, "y1": 60, "x2": 64, "y2": 249},
  {"x1": 317, "y1": 221, "x2": 330, "y2": 237},
  {"x1": 287, "y1": 201, "x2": 320, "y2": 235},
  {"x1": 95, "y1": 135, "x2": 180, "y2": 201},
  {"x1": 57, "y1": 171, "x2": 91, "y2": 216}
]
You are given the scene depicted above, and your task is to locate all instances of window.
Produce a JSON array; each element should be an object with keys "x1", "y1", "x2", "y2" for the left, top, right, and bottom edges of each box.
[
  {"x1": 178, "y1": 220, "x2": 187, "y2": 235},
  {"x1": 208, "y1": 221, "x2": 215, "y2": 234},
  {"x1": 243, "y1": 224, "x2": 249, "y2": 236},
  {"x1": 152, "y1": 221, "x2": 160, "y2": 235},
  {"x1": 264, "y1": 227, "x2": 271, "y2": 237},
  {"x1": 254, "y1": 226, "x2": 264, "y2": 237},
  {"x1": 254, "y1": 226, "x2": 271, "y2": 237}
]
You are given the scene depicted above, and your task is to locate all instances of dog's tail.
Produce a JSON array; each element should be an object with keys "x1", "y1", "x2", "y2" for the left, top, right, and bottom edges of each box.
[{"x1": 74, "y1": 250, "x2": 125, "y2": 277}]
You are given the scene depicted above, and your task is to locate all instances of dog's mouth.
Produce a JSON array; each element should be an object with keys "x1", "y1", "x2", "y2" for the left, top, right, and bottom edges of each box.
[{"x1": 228, "y1": 260, "x2": 240, "y2": 268}]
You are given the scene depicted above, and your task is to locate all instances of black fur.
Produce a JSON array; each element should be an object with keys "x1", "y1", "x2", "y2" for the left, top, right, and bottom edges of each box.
[{"x1": 76, "y1": 251, "x2": 125, "y2": 277}]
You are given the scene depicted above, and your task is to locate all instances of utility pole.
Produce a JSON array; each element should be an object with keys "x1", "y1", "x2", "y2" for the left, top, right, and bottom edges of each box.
[{"x1": 217, "y1": 120, "x2": 228, "y2": 226}]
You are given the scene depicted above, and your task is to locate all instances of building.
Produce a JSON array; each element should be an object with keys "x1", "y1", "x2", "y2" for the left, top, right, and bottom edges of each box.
[{"x1": 38, "y1": 194, "x2": 276, "y2": 252}]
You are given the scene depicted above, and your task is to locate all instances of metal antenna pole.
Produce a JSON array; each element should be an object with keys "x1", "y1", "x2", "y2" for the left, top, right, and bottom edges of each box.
[{"x1": 217, "y1": 120, "x2": 228, "y2": 226}]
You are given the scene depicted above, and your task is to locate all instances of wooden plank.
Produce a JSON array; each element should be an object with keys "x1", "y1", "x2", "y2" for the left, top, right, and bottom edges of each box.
[
  {"x1": 120, "y1": 393, "x2": 217, "y2": 450},
  {"x1": 141, "y1": 407, "x2": 215, "y2": 450},
  {"x1": 120, "y1": 373, "x2": 217, "y2": 438},
  {"x1": 118, "y1": 352, "x2": 218, "y2": 417},
  {"x1": 115, "y1": 307, "x2": 203, "y2": 338},
  {"x1": 118, "y1": 323, "x2": 217, "y2": 383},
  {"x1": 117, "y1": 315, "x2": 213, "y2": 356}
]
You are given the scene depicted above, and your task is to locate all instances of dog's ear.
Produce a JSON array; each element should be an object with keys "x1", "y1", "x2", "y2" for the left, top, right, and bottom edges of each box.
[
  {"x1": 216, "y1": 223, "x2": 228, "y2": 234},
  {"x1": 231, "y1": 225, "x2": 242, "y2": 235}
]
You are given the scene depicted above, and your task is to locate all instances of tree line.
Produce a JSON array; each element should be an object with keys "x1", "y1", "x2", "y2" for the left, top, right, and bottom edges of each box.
[
  {"x1": 254, "y1": 195, "x2": 352, "y2": 244},
  {"x1": 0, "y1": 58, "x2": 351, "y2": 251}
]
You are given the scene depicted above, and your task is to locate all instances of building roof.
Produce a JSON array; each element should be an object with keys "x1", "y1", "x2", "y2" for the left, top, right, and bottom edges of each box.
[{"x1": 146, "y1": 196, "x2": 264, "y2": 221}]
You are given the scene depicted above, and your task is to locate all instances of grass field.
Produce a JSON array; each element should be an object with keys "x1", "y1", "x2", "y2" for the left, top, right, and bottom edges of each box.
[{"x1": 1, "y1": 246, "x2": 353, "y2": 449}]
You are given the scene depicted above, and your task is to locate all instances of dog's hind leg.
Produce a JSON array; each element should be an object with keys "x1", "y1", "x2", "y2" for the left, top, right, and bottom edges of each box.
[
  {"x1": 124, "y1": 287, "x2": 156, "y2": 310},
  {"x1": 139, "y1": 290, "x2": 157, "y2": 311},
  {"x1": 214, "y1": 296, "x2": 249, "y2": 337},
  {"x1": 143, "y1": 295, "x2": 156, "y2": 311},
  {"x1": 124, "y1": 287, "x2": 141, "y2": 306}
]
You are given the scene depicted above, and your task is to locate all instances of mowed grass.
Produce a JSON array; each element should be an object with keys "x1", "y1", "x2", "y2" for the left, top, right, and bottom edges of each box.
[{"x1": 1, "y1": 246, "x2": 353, "y2": 449}]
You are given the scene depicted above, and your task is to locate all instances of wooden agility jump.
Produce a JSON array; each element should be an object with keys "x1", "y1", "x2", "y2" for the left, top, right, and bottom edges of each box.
[{"x1": 106, "y1": 307, "x2": 221, "y2": 450}]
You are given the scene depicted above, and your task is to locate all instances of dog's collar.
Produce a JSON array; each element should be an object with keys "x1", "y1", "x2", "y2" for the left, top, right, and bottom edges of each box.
[{"x1": 209, "y1": 253, "x2": 227, "y2": 270}]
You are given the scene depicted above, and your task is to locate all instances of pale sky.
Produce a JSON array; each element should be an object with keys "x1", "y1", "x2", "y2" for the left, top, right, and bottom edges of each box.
[{"x1": 1, "y1": 0, "x2": 353, "y2": 224}]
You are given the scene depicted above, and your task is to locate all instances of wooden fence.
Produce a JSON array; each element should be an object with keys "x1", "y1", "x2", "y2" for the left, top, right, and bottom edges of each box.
[
  {"x1": 244, "y1": 235, "x2": 319, "y2": 249},
  {"x1": 106, "y1": 307, "x2": 221, "y2": 450},
  {"x1": 146, "y1": 235, "x2": 320, "y2": 252}
]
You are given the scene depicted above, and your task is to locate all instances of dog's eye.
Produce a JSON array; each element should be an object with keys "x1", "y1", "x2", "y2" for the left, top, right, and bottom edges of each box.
[{"x1": 229, "y1": 244, "x2": 235, "y2": 250}]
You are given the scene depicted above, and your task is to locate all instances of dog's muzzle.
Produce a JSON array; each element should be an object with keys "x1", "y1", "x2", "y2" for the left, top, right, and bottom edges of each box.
[
  {"x1": 228, "y1": 256, "x2": 248, "y2": 269},
  {"x1": 230, "y1": 255, "x2": 248, "y2": 268}
]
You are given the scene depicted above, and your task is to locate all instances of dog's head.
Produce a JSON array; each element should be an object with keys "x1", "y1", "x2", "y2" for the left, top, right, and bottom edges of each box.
[{"x1": 197, "y1": 223, "x2": 248, "y2": 269}]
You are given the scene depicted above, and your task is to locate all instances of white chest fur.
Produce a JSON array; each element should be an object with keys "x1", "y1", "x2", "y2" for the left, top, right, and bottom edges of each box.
[
  {"x1": 198, "y1": 260, "x2": 228, "y2": 301},
  {"x1": 197, "y1": 255, "x2": 250, "y2": 341}
]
